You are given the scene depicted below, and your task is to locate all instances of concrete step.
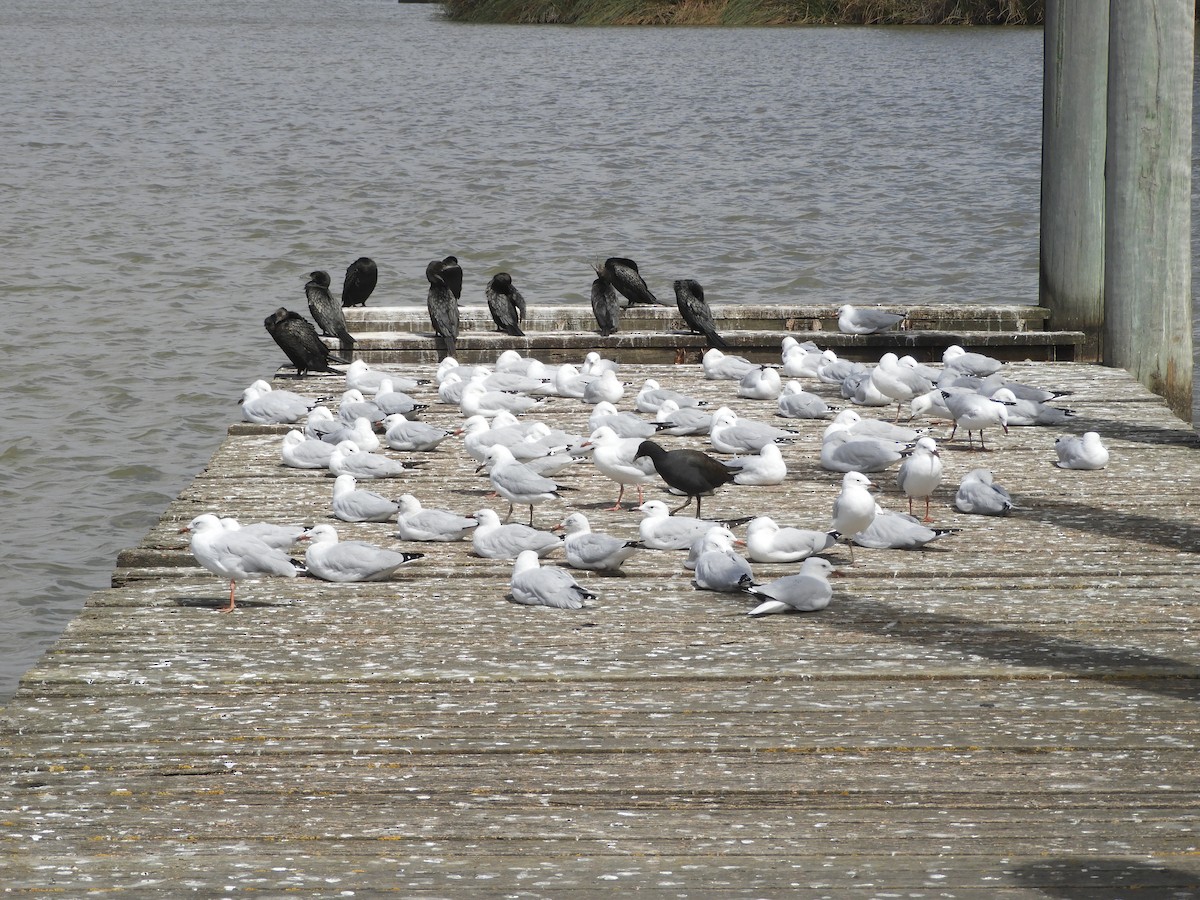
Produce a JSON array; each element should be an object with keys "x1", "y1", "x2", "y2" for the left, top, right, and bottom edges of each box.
[{"x1": 323, "y1": 304, "x2": 1083, "y2": 366}]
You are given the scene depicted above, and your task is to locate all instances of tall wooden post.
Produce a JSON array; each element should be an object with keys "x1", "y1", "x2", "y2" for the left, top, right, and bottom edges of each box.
[
  {"x1": 1039, "y1": 0, "x2": 1108, "y2": 361},
  {"x1": 1103, "y1": 0, "x2": 1194, "y2": 421}
]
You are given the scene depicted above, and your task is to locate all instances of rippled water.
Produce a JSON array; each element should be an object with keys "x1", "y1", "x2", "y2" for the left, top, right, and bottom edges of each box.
[{"x1": 0, "y1": 1, "x2": 1059, "y2": 701}]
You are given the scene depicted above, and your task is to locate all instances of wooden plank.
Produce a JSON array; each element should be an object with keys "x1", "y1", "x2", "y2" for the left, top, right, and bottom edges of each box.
[{"x1": 3, "y1": 358, "x2": 1199, "y2": 895}]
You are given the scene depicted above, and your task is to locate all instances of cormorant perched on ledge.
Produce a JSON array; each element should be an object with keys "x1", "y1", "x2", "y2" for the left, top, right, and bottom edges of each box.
[
  {"x1": 426, "y1": 258, "x2": 459, "y2": 360},
  {"x1": 439, "y1": 255, "x2": 463, "y2": 302},
  {"x1": 674, "y1": 278, "x2": 729, "y2": 349},
  {"x1": 590, "y1": 263, "x2": 620, "y2": 337},
  {"x1": 486, "y1": 272, "x2": 526, "y2": 336},
  {"x1": 341, "y1": 257, "x2": 378, "y2": 308},
  {"x1": 602, "y1": 256, "x2": 659, "y2": 308},
  {"x1": 264, "y1": 307, "x2": 347, "y2": 377},
  {"x1": 305, "y1": 270, "x2": 355, "y2": 354}
]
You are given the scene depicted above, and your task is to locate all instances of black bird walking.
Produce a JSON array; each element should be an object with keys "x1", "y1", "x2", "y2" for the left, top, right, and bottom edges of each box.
[
  {"x1": 590, "y1": 264, "x2": 620, "y2": 337},
  {"x1": 305, "y1": 270, "x2": 355, "y2": 355},
  {"x1": 633, "y1": 440, "x2": 738, "y2": 518},
  {"x1": 439, "y1": 255, "x2": 463, "y2": 302},
  {"x1": 673, "y1": 278, "x2": 729, "y2": 348},
  {"x1": 602, "y1": 257, "x2": 659, "y2": 308},
  {"x1": 485, "y1": 272, "x2": 526, "y2": 336},
  {"x1": 341, "y1": 257, "x2": 378, "y2": 308},
  {"x1": 426, "y1": 258, "x2": 459, "y2": 360},
  {"x1": 264, "y1": 307, "x2": 347, "y2": 377}
]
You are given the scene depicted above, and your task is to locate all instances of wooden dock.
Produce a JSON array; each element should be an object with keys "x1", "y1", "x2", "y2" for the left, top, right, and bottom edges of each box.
[{"x1": 3, "y1": 322, "x2": 1199, "y2": 894}]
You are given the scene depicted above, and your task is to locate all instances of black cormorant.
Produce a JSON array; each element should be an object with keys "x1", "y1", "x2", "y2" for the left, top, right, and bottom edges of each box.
[
  {"x1": 602, "y1": 257, "x2": 658, "y2": 308},
  {"x1": 305, "y1": 270, "x2": 355, "y2": 355},
  {"x1": 342, "y1": 257, "x2": 378, "y2": 308},
  {"x1": 673, "y1": 278, "x2": 729, "y2": 348},
  {"x1": 264, "y1": 307, "x2": 348, "y2": 377},
  {"x1": 439, "y1": 255, "x2": 463, "y2": 302},
  {"x1": 426, "y1": 259, "x2": 459, "y2": 360},
  {"x1": 485, "y1": 272, "x2": 526, "y2": 336},
  {"x1": 590, "y1": 264, "x2": 620, "y2": 337}
]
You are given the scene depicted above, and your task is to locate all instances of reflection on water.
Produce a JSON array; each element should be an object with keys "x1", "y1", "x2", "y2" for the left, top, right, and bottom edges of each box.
[{"x1": 0, "y1": 0, "x2": 1103, "y2": 702}]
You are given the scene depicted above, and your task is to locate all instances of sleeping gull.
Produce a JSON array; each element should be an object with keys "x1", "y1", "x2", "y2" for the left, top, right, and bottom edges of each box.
[
  {"x1": 653, "y1": 400, "x2": 713, "y2": 436},
  {"x1": 954, "y1": 469, "x2": 1016, "y2": 516},
  {"x1": 218, "y1": 518, "x2": 310, "y2": 550},
  {"x1": 777, "y1": 382, "x2": 833, "y2": 419},
  {"x1": 510, "y1": 550, "x2": 597, "y2": 610},
  {"x1": 1054, "y1": 432, "x2": 1109, "y2": 470},
  {"x1": 240, "y1": 381, "x2": 316, "y2": 425},
  {"x1": 702, "y1": 348, "x2": 757, "y2": 381},
  {"x1": 588, "y1": 401, "x2": 656, "y2": 440},
  {"x1": 692, "y1": 528, "x2": 756, "y2": 593},
  {"x1": 837, "y1": 304, "x2": 905, "y2": 335},
  {"x1": 745, "y1": 557, "x2": 836, "y2": 617},
  {"x1": 304, "y1": 524, "x2": 424, "y2": 582},
  {"x1": 942, "y1": 344, "x2": 1002, "y2": 376},
  {"x1": 726, "y1": 443, "x2": 788, "y2": 486},
  {"x1": 737, "y1": 365, "x2": 783, "y2": 401},
  {"x1": 383, "y1": 414, "x2": 456, "y2": 452},
  {"x1": 989, "y1": 388, "x2": 1075, "y2": 427},
  {"x1": 581, "y1": 370, "x2": 626, "y2": 405},
  {"x1": 328, "y1": 441, "x2": 413, "y2": 479},
  {"x1": 182, "y1": 513, "x2": 300, "y2": 612},
  {"x1": 635, "y1": 379, "x2": 706, "y2": 414}
]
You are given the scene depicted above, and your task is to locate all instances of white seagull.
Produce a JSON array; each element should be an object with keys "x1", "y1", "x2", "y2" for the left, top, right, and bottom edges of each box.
[
  {"x1": 304, "y1": 524, "x2": 423, "y2": 582},
  {"x1": 556, "y1": 512, "x2": 643, "y2": 574},
  {"x1": 1055, "y1": 432, "x2": 1109, "y2": 470},
  {"x1": 331, "y1": 474, "x2": 399, "y2": 523},
  {"x1": 395, "y1": 494, "x2": 478, "y2": 542},
  {"x1": 837, "y1": 304, "x2": 905, "y2": 335},
  {"x1": 280, "y1": 430, "x2": 338, "y2": 469},
  {"x1": 182, "y1": 513, "x2": 300, "y2": 612},
  {"x1": 746, "y1": 557, "x2": 836, "y2": 617},
  {"x1": 896, "y1": 436, "x2": 943, "y2": 521},
  {"x1": 744, "y1": 517, "x2": 838, "y2": 563},
  {"x1": 831, "y1": 471, "x2": 877, "y2": 562},
  {"x1": 480, "y1": 444, "x2": 562, "y2": 526},
  {"x1": 954, "y1": 469, "x2": 1016, "y2": 516},
  {"x1": 472, "y1": 509, "x2": 562, "y2": 560},
  {"x1": 510, "y1": 550, "x2": 596, "y2": 609}
]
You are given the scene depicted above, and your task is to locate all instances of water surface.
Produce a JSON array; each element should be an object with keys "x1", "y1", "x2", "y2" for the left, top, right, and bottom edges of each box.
[{"x1": 0, "y1": 1, "x2": 1058, "y2": 701}]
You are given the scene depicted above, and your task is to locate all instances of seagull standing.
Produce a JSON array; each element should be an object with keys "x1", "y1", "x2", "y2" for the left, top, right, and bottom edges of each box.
[
  {"x1": 181, "y1": 514, "x2": 300, "y2": 613},
  {"x1": 480, "y1": 444, "x2": 561, "y2": 526},
  {"x1": 896, "y1": 436, "x2": 943, "y2": 521},
  {"x1": 831, "y1": 471, "x2": 877, "y2": 562},
  {"x1": 585, "y1": 426, "x2": 658, "y2": 510}
]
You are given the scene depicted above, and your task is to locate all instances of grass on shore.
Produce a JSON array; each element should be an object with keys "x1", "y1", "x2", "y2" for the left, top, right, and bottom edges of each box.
[{"x1": 443, "y1": 0, "x2": 1045, "y2": 26}]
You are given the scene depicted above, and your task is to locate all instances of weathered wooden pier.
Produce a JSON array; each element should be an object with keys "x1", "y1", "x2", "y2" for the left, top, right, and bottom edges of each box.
[{"x1": 3, "y1": 307, "x2": 1199, "y2": 896}]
